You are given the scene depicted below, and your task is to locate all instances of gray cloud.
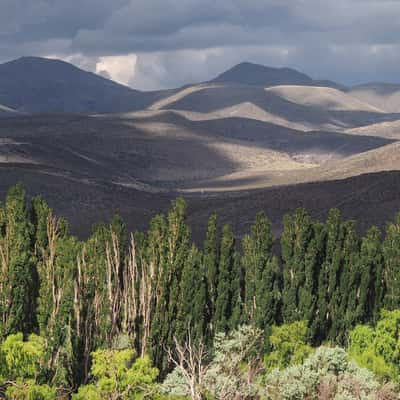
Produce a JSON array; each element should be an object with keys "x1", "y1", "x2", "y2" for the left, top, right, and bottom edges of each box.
[{"x1": 1, "y1": 0, "x2": 400, "y2": 89}]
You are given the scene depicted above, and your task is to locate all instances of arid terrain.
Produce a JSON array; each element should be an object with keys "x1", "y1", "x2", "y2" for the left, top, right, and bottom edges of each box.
[{"x1": 1, "y1": 57, "x2": 400, "y2": 238}]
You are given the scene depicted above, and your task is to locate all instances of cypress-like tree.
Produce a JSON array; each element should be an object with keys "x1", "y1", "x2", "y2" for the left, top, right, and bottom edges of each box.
[
  {"x1": 255, "y1": 256, "x2": 281, "y2": 347},
  {"x1": 303, "y1": 222, "x2": 326, "y2": 343},
  {"x1": 203, "y1": 214, "x2": 219, "y2": 333},
  {"x1": 383, "y1": 213, "x2": 400, "y2": 310},
  {"x1": 146, "y1": 214, "x2": 168, "y2": 372},
  {"x1": 281, "y1": 209, "x2": 313, "y2": 323},
  {"x1": 241, "y1": 211, "x2": 281, "y2": 341},
  {"x1": 317, "y1": 209, "x2": 342, "y2": 342},
  {"x1": 242, "y1": 212, "x2": 273, "y2": 324},
  {"x1": 165, "y1": 198, "x2": 190, "y2": 341},
  {"x1": 0, "y1": 184, "x2": 36, "y2": 335},
  {"x1": 176, "y1": 244, "x2": 207, "y2": 343},
  {"x1": 333, "y1": 220, "x2": 359, "y2": 343},
  {"x1": 350, "y1": 226, "x2": 383, "y2": 326},
  {"x1": 150, "y1": 198, "x2": 190, "y2": 373},
  {"x1": 229, "y1": 250, "x2": 243, "y2": 330},
  {"x1": 214, "y1": 224, "x2": 235, "y2": 333}
]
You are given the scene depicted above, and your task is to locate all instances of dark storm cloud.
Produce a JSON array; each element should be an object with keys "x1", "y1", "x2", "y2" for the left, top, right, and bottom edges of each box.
[{"x1": 1, "y1": 0, "x2": 400, "y2": 88}]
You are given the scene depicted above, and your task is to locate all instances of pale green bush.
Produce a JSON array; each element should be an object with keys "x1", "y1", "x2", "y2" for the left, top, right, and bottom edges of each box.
[{"x1": 265, "y1": 346, "x2": 398, "y2": 400}]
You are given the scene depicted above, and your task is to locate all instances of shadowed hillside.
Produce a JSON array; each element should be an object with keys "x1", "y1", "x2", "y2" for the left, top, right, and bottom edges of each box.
[
  {"x1": 0, "y1": 113, "x2": 393, "y2": 192},
  {"x1": 0, "y1": 57, "x2": 159, "y2": 113}
]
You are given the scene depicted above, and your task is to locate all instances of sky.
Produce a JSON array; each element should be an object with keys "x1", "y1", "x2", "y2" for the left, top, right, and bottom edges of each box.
[{"x1": 1, "y1": 0, "x2": 400, "y2": 90}]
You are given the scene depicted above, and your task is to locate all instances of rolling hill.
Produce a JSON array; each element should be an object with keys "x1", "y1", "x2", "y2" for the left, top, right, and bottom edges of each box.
[
  {"x1": 152, "y1": 83, "x2": 398, "y2": 132},
  {"x1": 346, "y1": 119, "x2": 400, "y2": 139},
  {"x1": 265, "y1": 85, "x2": 383, "y2": 112}
]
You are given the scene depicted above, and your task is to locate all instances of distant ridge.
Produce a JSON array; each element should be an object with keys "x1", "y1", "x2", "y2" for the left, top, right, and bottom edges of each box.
[
  {"x1": 211, "y1": 61, "x2": 344, "y2": 89},
  {"x1": 0, "y1": 56, "x2": 157, "y2": 113},
  {"x1": 1, "y1": 56, "x2": 400, "y2": 115},
  {"x1": 348, "y1": 82, "x2": 400, "y2": 113}
]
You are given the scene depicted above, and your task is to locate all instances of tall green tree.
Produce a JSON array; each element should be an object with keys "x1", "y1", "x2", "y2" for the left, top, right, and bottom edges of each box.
[
  {"x1": 0, "y1": 184, "x2": 36, "y2": 336},
  {"x1": 383, "y1": 213, "x2": 400, "y2": 310},
  {"x1": 203, "y1": 214, "x2": 219, "y2": 333},
  {"x1": 242, "y1": 212, "x2": 273, "y2": 323},
  {"x1": 332, "y1": 220, "x2": 359, "y2": 343},
  {"x1": 254, "y1": 256, "x2": 281, "y2": 341},
  {"x1": 229, "y1": 251, "x2": 243, "y2": 330},
  {"x1": 347, "y1": 226, "x2": 383, "y2": 327},
  {"x1": 304, "y1": 222, "x2": 326, "y2": 343},
  {"x1": 281, "y1": 209, "x2": 313, "y2": 323},
  {"x1": 242, "y1": 212, "x2": 281, "y2": 342},
  {"x1": 317, "y1": 209, "x2": 343, "y2": 342},
  {"x1": 147, "y1": 214, "x2": 168, "y2": 372},
  {"x1": 150, "y1": 198, "x2": 190, "y2": 373},
  {"x1": 214, "y1": 224, "x2": 236, "y2": 333},
  {"x1": 176, "y1": 244, "x2": 208, "y2": 344}
]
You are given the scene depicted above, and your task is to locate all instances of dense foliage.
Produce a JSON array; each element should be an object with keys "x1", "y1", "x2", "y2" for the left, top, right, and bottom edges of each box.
[{"x1": 1, "y1": 184, "x2": 400, "y2": 398}]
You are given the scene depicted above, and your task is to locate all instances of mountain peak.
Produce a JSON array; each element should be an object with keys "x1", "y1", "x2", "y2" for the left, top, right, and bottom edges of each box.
[
  {"x1": 211, "y1": 62, "x2": 314, "y2": 87},
  {"x1": 6, "y1": 56, "x2": 76, "y2": 68},
  {"x1": 0, "y1": 56, "x2": 152, "y2": 113}
]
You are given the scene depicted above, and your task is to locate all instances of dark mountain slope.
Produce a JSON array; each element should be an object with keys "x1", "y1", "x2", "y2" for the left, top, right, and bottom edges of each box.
[{"x1": 0, "y1": 56, "x2": 158, "y2": 113}]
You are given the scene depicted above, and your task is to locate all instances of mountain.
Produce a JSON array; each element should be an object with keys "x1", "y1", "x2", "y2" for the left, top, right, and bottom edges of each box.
[
  {"x1": 0, "y1": 56, "x2": 158, "y2": 113},
  {"x1": 211, "y1": 61, "x2": 344, "y2": 89},
  {"x1": 211, "y1": 62, "x2": 313, "y2": 86}
]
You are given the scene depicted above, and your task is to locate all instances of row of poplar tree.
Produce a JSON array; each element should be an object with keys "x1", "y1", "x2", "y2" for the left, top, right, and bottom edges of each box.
[{"x1": 1, "y1": 184, "x2": 400, "y2": 389}]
